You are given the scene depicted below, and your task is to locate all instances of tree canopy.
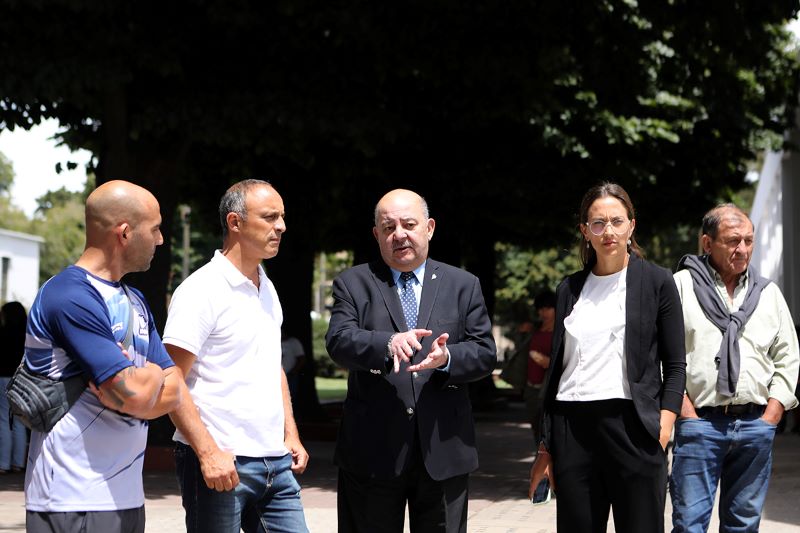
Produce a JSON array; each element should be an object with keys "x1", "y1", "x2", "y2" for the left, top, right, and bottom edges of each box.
[
  {"x1": 2, "y1": 2, "x2": 797, "y2": 245},
  {"x1": 0, "y1": 150, "x2": 13, "y2": 195},
  {"x1": 0, "y1": 150, "x2": 29, "y2": 232},
  {"x1": 1, "y1": 0, "x2": 798, "y2": 420}
]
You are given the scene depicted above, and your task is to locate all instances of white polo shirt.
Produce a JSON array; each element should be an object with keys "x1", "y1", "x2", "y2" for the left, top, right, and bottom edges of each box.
[{"x1": 163, "y1": 251, "x2": 287, "y2": 457}]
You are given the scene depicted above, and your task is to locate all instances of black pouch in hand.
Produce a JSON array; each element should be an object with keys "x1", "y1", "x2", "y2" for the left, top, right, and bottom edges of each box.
[{"x1": 5, "y1": 363, "x2": 88, "y2": 433}]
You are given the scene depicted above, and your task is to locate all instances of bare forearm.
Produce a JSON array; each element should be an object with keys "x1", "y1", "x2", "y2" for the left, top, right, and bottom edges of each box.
[
  {"x1": 139, "y1": 369, "x2": 182, "y2": 419},
  {"x1": 99, "y1": 362, "x2": 166, "y2": 418},
  {"x1": 282, "y1": 370, "x2": 309, "y2": 473},
  {"x1": 659, "y1": 409, "x2": 677, "y2": 449},
  {"x1": 679, "y1": 393, "x2": 698, "y2": 418},
  {"x1": 168, "y1": 380, "x2": 220, "y2": 456},
  {"x1": 763, "y1": 397, "x2": 785, "y2": 425}
]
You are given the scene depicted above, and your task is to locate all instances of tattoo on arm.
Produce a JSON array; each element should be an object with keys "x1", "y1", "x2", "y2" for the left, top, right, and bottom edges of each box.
[{"x1": 106, "y1": 367, "x2": 138, "y2": 408}]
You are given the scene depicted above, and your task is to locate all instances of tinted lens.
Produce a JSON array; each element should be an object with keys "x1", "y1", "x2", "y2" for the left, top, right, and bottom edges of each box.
[
  {"x1": 588, "y1": 218, "x2": 628, "y2": 236},
  {"x1": 589, "y1": 221, "x2": 607, "y2": 235}
]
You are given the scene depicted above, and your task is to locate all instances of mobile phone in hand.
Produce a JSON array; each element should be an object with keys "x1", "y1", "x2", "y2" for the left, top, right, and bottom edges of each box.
[{"x1": 530, "y1": 478, "x2": 551, "y2": 505}]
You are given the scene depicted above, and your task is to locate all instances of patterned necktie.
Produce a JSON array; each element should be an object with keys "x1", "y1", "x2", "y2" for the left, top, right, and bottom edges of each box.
[{"x1": 399, "y1": 271, "x2": 418, "y2": 330}]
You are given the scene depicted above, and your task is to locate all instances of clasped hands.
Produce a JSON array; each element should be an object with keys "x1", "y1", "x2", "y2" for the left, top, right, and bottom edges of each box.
[{"x1": 389, "y1": 329, "x2": 450, "y2": 373}]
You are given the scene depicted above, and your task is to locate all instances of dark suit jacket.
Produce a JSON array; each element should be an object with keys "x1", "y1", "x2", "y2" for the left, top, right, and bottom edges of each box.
[
  {"x1": 326, "y1": 258, "x2": 497, "y2": 481},
  {"x1": 541, "y1": 254, "x2": 686, "y2": 448}
]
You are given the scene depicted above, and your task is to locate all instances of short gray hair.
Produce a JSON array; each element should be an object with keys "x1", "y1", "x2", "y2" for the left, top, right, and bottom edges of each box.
[
  {"x1": 219, "y1": 179, "x2": 271, "y2": 239},
  {"x1": 701, "y1": 203, "x2": 751, "y2": 239}
]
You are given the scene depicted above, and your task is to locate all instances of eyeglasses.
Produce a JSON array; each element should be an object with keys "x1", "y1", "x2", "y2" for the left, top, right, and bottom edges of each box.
[{"x1": 587, "y1": 217, "x2": 629, "y2": 236}]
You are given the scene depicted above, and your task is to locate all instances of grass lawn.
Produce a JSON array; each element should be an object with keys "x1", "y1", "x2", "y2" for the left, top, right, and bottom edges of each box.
[{"x1": 315, "y1": 376, "x2": 348, "y2": 402}]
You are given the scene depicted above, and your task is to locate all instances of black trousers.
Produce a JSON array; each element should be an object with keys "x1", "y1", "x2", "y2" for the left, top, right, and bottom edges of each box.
[
  {"x1": 337, "y1": 437, "x2": 468, "y2": 533},
  {"x1": 551, "y1": 399, "x2": 667, "y2": 533}
]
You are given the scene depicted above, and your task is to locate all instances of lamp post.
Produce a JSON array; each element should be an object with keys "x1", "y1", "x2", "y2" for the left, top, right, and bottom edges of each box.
[{"x1": 179, "y1": 204, "x2": 191, "y2": 282}]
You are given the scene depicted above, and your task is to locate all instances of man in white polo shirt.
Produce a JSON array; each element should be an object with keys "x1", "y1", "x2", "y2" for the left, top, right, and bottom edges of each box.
[{"x1": 164, "y1": 179, "x2": 309, "y2": 533}]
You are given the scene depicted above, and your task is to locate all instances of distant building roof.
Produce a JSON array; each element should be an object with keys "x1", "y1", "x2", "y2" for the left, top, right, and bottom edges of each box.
[{"x1": 0, "y1": 228, "x2": 45, "y2": 243}]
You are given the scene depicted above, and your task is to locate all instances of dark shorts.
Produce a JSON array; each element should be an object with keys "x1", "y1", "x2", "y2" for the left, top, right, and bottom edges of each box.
[{"x1": 26, "y1": 506, "x2": 145, "y2": 533}]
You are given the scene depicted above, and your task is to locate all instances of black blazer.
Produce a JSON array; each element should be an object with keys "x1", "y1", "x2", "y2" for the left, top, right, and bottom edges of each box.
[
  {"x1": 541, "y1": 254, "x2": 686, "y2": 447},
  {"x1": 326, "y1": 259, "x2": 497, "y2": 481}
]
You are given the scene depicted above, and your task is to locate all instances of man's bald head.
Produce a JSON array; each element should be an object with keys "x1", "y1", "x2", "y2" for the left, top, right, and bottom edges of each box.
[
  {"x1": 74, "y1": 180, "x2": 163, "y2": 279},
  {"x1": 374, "y1": 189, "x2": 429, "y2": 226},
  {"x1": 372, "y1": 188, "x2": 435, "y2": 272},
  {"x1": 85, "y1": 180, "x2": 158, "y2": 240}
]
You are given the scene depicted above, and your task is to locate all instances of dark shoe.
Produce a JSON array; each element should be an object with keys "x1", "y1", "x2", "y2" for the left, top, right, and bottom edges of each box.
[{"x1": 10, "y1": 466, "x2": 24, "y2": 473}]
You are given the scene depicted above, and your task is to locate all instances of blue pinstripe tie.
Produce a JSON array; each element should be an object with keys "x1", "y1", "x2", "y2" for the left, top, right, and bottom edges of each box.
[{"x1": 399, "y1": 271, "x2": 417, "y2": 330}]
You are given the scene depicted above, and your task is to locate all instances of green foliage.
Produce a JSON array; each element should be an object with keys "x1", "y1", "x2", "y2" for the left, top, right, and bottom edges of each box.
[
  {"x1": 314, "y1": 377, "x2": 348, "y2": 402},
  {"x1": 313, "y1": 250, "x2": 353, "y2": 316},
  {"x1": 313, "y1": 316, "x2": 345, "y2": 378},
  {"x1": 35, "y1": 183, "x2": 90, "y2": 215},
  {"x1": 1, "y1": 0, "x2": 797, "y2": 411},
  {"x1": 0, "y1": 150, "x2": 13, "y2": 195},
  {"x1": 0, "y1": 154, "x2": 31, "y2": 232},
  {"x1": 0, "y1": 0, "x2": 796, "y2": 248},
  {"x1": 0, "y1": 196, "x2": 31, "y2": 233},
  {"x1": 31, "y1": 197, "x2": 85, "y2": 282},
  {"x1": 494, "y1": 243, "x2": 582, "y2": 327},
  {"x1": 643, "y1": 225, "x2": 699, "y2": 272},
  {"x1": 168, "y1": 204, "x2": 220, "y2": 291},
  {"x1": 23, "y1": 176, "x2": 91, "y2": 282}
]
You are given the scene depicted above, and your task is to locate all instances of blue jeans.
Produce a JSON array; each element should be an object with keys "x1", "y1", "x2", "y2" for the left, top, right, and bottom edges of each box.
[
  {"x1": 0, "y1": 377, "x2": 27, "y2": 471},
  {"x1": 669, "y1": 413, "x2": 776, "y2": 533},
  {"x1": 175, "y1": 442, "x2": 309, "y2": 533}
]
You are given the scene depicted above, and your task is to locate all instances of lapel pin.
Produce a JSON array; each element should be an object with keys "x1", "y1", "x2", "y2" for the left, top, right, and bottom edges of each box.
[{"x1": 431, "y1": 274, "x2": 437, "y2": 280}]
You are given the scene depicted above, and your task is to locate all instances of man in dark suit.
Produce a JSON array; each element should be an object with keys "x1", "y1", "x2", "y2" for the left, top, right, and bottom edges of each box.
[{"x1": 326, "y1": 188, "x2": 497, "y2": 533}]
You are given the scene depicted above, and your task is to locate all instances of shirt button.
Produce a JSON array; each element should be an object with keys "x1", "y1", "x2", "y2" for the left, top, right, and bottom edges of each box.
[
  {"x1": 412, "y1": 372, "x2": 419, "y2": 379},
  {"x1": 406, "y1": 407, "x2": 414, "y2": 415}
]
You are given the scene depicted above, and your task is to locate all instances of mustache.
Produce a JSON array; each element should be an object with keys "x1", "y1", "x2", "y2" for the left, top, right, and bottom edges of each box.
[{"x1": 392, "y1": 241, "x2": 411, "y2": 251}]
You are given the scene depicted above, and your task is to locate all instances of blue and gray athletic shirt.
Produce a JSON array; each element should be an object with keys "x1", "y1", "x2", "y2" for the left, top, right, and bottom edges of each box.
[{"x1": 22, "y1": 265, "x2": 174, "y2": 512}]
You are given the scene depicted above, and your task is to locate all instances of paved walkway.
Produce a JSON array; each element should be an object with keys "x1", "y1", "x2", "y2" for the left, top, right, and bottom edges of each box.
[{"x1": 1, "y1": 400, "x2": 799, "y2": 532}]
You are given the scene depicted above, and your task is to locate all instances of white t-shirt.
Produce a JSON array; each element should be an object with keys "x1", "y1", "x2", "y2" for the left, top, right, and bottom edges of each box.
[
  {"x1": 163, "y1": 251, "x2": 287, "y2": 457},
  {"x1": 557, "y1": 268, "x2": 632, "y2": 402}
]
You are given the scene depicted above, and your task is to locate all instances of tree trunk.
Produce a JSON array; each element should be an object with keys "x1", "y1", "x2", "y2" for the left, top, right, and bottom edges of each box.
[
  {"x1": 93, "y1": 87, "x2": 188, "y2": 443},
  {"x1": 269, "y1": 242, "x2": 327, "y2": 422}
]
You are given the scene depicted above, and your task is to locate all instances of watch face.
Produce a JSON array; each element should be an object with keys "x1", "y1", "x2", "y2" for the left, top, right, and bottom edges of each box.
[{"x1": 530, "y1": 478, "x2": 551, "y2": 505}]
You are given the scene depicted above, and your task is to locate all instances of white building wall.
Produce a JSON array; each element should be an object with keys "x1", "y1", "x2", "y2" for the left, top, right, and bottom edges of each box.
[
  {"x1": 779, "y1": 139, "x2": 800, "y2": 321},
  {"x1": 750, "y1": 150, "x2": 784, "y2": 288},
  {"x1": 0, "y1": 228, "x2": 44, "y2": 309},
  {"x1": 752, "y1": 127, "x2": 800, "y2": 322}
]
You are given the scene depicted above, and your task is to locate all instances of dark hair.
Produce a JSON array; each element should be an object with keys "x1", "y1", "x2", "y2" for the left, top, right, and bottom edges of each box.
[
  {"x1": 701, "y1": 203, "x2": 752, "y2": 239},
  {"x1": 1, "y1": 301, "x2": 26, "y2": 331},
  {"x1": 578, "y1": 182, "x2": 643, "y2": 267},
  {"x1": 533, "y1": 290, "x2": 556, "y2": 310},
  {"x1": 219, "y1": 179, "x2": 271, "y2": 239},
  {"x1": 1, "y1": 301, "x2": 27, "y2": 362}
]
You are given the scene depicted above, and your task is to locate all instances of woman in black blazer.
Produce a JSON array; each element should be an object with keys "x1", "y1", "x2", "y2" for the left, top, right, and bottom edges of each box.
[{"x1": 528, "y1": 182, "x2": 685, "y2": 533}]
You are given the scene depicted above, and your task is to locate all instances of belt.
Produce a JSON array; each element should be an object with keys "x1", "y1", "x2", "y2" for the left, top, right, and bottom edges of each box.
[{"x1": 695, "y1": 403, "x2": 765, "y2": 418}]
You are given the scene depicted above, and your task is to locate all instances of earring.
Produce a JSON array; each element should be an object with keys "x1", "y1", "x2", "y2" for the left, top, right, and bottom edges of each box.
[
  {"x1": 627, "y1": 239, "x2": 631, "y2": 246},
  {"x1": 586, "y1": 240, "x2": 590, "y2": 249}
]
